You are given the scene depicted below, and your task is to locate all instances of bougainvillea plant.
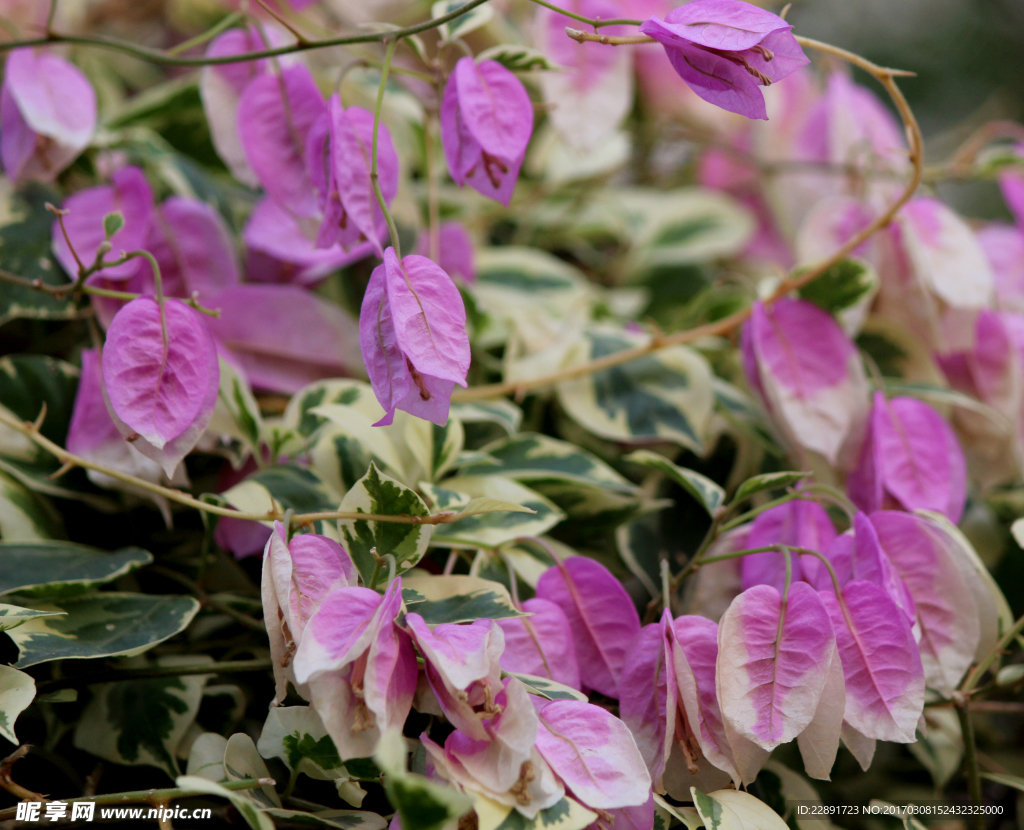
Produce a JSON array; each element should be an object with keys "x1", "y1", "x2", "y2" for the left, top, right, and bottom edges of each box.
[{"x1": 0, "y1": 0, "x2": 1022, "y2": 828}]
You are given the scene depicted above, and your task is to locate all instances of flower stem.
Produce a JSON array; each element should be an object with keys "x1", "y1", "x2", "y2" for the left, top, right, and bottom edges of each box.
[
  {"x1": 955, "y1": 701, "x2": 985, "y2": 830},
  {"x1": 371, "y1": 36, "x2": 402, "y2": 258}
]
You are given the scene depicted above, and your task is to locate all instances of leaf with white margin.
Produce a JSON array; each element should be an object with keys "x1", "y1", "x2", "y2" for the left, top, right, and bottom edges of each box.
[
  {"x1": 462, "y1": 433, "x2": 637, "y2": 494},
  {"x1": 187, "y1": 732, "x2": 228, "y2": 781},
  {"x1": 0, "y1": 471, "x2": 57, "y2": 540},
  {"x1": 224, "y1": 732, "x2": 282, "y2": 808},
  {"x1": 419, "y1": 483, "x2": 472, "y2": 513},
  {"x1": 626, "y1": 450, "x2": 724, "y2": 516},
  {"x1": 8, "y1": 593, "x2": 200, "y2": 668},
  {"x1": 490, "y1": 797, "x2": 597, "y2": 830},
  {"x1": 308, "y1": 406, "x2": 407, "y2": 495},
  {"x1": 284, "y1": 379, "x2": 386, "y2": 438},
  {"x1": 175, "y1": 776, "x2": 274, "y2": 830},
  {"x1": 433, "y1": 0, "x2": 495, "y2": 42},
  {"x1": 820, "y1": 581, "x2": 924, "y2": 743},
  {"x1": 0, "y1": 542, "x2": 152, "y2": 598},
  {"x1": 692, "y1": 788, "x2": 789, "y2": 830},
  {"x1": 557, "y1": 328, "x2": 714, "y2": 452},
  {"x1": 0, "y1": 603, "x2": 64, "y2": 631},
  {"x1": 718, "y1": 583, "x2": 835, "y2": 751},
  {"x1": 909, "y1": 708, "x2": 962, "y2": 789},
  {"x1": 654, "y1": 794, "x2": 702, "y2": 830},
  {"x1": 497, "y1": 536, "x2": 571, "y2": 590},
  {"x1": 405, "y1": 414, "x2": 464, "y2": 483},
  {"x1": 400, "y1": 573, "x2": 526, "y2": 624},
  {"x1": 73, "y1": 656, "x2": 212, "y2": 776},
  {"x1": 796, "y1": 649, "x2": 845, "y2": 781},
  {"x1": 451, "y1": 399, "x2": 523, "y2": 435},
  {"x1": 338, "y1": 462, "x2": 433, "y2": 584},
  {"x1": 258, "y1": 706, "x2": 345, "y2": 781},
  {"x1": 504, "y1": 672, "x2": 588, "y2": 702},
  {"x1": 0, "y1": 665, "x2": 34, "y2": 744},
  {"x1": 732, "y1": 472, "x2": 809, "y2": 504},
  {"x1": 477, "y1": 44, "x2": 562, "y2": 72},
  {"x1": 374, "y1": 729, "x2": 471, "y2": 830},
  {"x1": 208, "y1": 357, "x2": 263, "y2": 455},
  {"x1": 221, "y1": 464, "x2": 341, "y2": 539},
  {"x1": 431, "y1": 476, "x2": 563, "y2": 549}
]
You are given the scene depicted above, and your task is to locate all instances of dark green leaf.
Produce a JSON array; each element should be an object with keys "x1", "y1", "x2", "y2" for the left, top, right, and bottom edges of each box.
[
  {"x1": 797, "y1": 258, "x2": 877, "y2": 314},
  {"x1": 103, "y1": 211, "x2": 125, "y2": 238},
  {"x1": 0, "y1": 542, "x2": 152, "y2": 597}
]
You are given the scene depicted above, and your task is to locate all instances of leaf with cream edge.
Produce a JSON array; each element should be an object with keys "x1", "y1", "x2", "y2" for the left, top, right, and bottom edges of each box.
[
  {"x1": 102, "y1": 297, "x2": 220, "y2": 477},
  {"x1": 796, "y1": 647, "x2": 846, "y2": 780},
  {"x1": 0, "y1": 664, "x2": 35, "y2": 744},
  {"x1": 0, "y1": 604, "x2": 63, "y2": 630},
  {"x1": 717, "y1": 582, "x2": 836, "y2": 751},
  {"x1": 257, "y1": 705, "x2": 346, "y2": 780},
  {"x1": 400, "y1": 572, "x2": 526, "y2": 625},
  {"x1": 741, "y1": 298, "x2": 868, "y2": 465},
  {"x1": 870, "y1": 511, "x2": 980, "y2": 695},
  {"x1": 535, "y1": 556, "x2": 640, "y2": 698},
  {"x1": 533, "y1": 698, "x2": 652, "y2": 811},
  {"x1": 430, "y1": 476, "x2": 561, "y2": 549},
  {"x1": 338, "y1": 463, "x2": 433, "y2": 585},
  {"x1": 0, "y1": 542, "x2": 152, "y2": 598},
  {"x1": 626, "y1": 449, "x2": 725, "y2": 516},
  {"x1": 497, "y1": 597, "x2": 581, "y2": 690},
  {"x1": 819, "y1": 580, "x2": 924, "y2": 742},
  {"x1": 691, "y1": 788, "x2": 790, "y2": 830}
]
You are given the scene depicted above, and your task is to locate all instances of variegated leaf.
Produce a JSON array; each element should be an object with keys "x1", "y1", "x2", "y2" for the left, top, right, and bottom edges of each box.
[
  {"x1": 0, "y1": 664, "x2": 35, "y2": 744},
  {"x1": 0, "y1": 542, "x2": 152, "y2": 597},
  {"x1": 627, "y1": 449, "x2": 724, "y2": 516},
  {"x1": 430, "y1": 476, "x2": 563, "y2": 548}
]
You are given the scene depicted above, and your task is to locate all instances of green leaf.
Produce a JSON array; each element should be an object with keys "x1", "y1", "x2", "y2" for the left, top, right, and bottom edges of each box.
[
  {"x1": 0, "y1": 665, "x2": 35, "y2": 745},
  {"x1": 0, "y1": 471, "x2": 60, "y2": 540},
  {"x1": 492, "y1": 797, "x2": 597, "y2": 830},
  {"x1": 0, "y1": 183, "x2": 77, "y2": 326},
  {"x1": 432, "y1": 0, "x2": 494, "y2": 42},
  {"x1": 615, "y1": 513, "x2": 664, "y2": 598},
  {"x1": 477, "y1": 43, "x2": 562, "y2": 71},
  {"x1": 8, "y1": 592, "x2": 200, "y2": 667},
  {"x1": 175, "y1": 776, "x2": 275, "y2": 830},
  {"x1": 557, "y1": 328, "x2": 714, "y2": 452},
  {"x1": 405, "y1": 415, "x2": 464, "y2": 483},
  {"x1": 732, "y1": 472, "x2": 808, "y2": 504},
  {"x1": 375, "y1": 730, "x2": 471, "y2": 830},
  {"x1": 103, "y1": 211, "x2": 125, "y2": 238},
  {"x1": 712, "y1": 378, "x2": 777, "y2": 451},
  {"x1": 209, "y1": 358, "x2": 263, "y2": 456},
  {"x1": 73, "y1": 656, "x2": 212, "y2": 777},
  {"x1": 451, "y1": 400, "x2": 523, "y2": 435},
  {"x1": 797, "y1": 258, "x2": 878, "y2": 315},
  {"x1": 431, "y1": 476, "x2": 563, "y2": 549},
  {"x1": 504, "y1": 672, "x2": 587, "y2": 702},
  {"x1": 338, "y1": 463, "x2": 433, "y2": 584},
  {"x1": 691, "y1": 789, "x2": 789, "y2": 830},
  {"x1": 452, "y1": 498, "x2": 536, "y2": 519},
  {"x1": 401, "y1": 574, "x2": 526, "y2": 624},
  {"x1": 224, "y1": 733, "x2": 282, "y2": 809},
  {"x1": 627, "y1": 450, "x2": 724, "y2": 516},
  {"x1": 258, "y1": 706, "x2": 346, "y2": 780},
  {"x1": 284, "y1": 380, "x2": 386, "y2": 438},
  {"x1": 0, "y1": 542, "x2": 152, "y2": 597},
  {"x1": 419, "y1": 484, "x2": 472, "y2": 513},
  {"x1": 980, "y1": 772, "x2": 1024, "y2": 793},
  {"x1": 459, "y1": 433, "x2": 637, "y2": 494},
  {"x1": 0, "y1": 354, "x2": 80, "y2": 448},
  {"x1": 0, "y1": 602, "x2": 64, "y2": 631},
  {"x1": 653, "y1": 795, "x2": 702, "y2": 830},
  {"x1": 908, "y1": 709, "x2": 962, "y2": 789}
]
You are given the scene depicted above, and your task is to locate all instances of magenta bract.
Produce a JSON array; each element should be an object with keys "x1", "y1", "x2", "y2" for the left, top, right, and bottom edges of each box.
[
  {"x1": 535, "y1": 557, "x2": 641, "y2": 698},
  {"x1": 441, "y1": 57, "x2": 534, "y2": 206},
  {"x1": 1, "y1": 48, "x2": 96, "y2": 184},
  {"x1": 496, "y1": 597, "x2": 581, "y2": 689},
  {"x1": 414, "y1": 222, "x2": 476, "y2": 284},
  {"x1": 742, "y1": 500, "x2": 836, "y2": 592},
  {"x1": 359, "y1": 248, "x2": 471, "y2": 426},
  {"x1": 640, "y1": 0, "x2": 809, "y2": 120},
  {"x1": 101, "y1": 297, "x2": 220, "y2": 477}
]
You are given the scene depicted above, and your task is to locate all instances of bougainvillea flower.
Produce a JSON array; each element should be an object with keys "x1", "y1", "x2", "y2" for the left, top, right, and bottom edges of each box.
[
  {"x1": 534, "y1": 698, "x2": 652, "y2": 811},
  {"x1": 261, "y1": 522, "x2": 356, "y2": 701},
  {"x1": 717, "y1": 582, "x2": 836, "y2": 751},
  {"x1": 53, "y1": 166, "x2": 154, "y2": 281},
  {"x1": 639, "y1": 0, "x2": 809, "y2": 120},
  {"x1": 741, "y1": 298, "x2": 869, "y2": 465},
  {"x1": 794, "y1": 638, "x2": 846, "y2": 780},
  {"x1": 292, "y1": 579, "x2": 417, "y2": 759},
  {"x1": 414, "y1": 222, "x2": 476, "y2": 284},
  {"x1": 496, "y1": 597, "x2": 581, "y2": 690},
  {"x1": 535, "y1": 557, "x2": 640, "y2": 698},
  {"x1": 243, "y1": 196, "x2": 375, "y2": 286},
  {"x1": 818, "y1": 579, "x2": 924, "y2": 742},
  {"x1": 870, "y1": 511, "x2": 982, "y2": 695},
  {"x1": 741, "y1": 500, "x2": 836, "y2": 592},
  {"x1": 440, "y1": 57, "x2": 534, "y2": 206},
  {"x1": 535, "y1": 0, "x2": 634, "y2": 152},
  {"x1": 206, "y1": 284, "x2": 362, "y2": 394},
  {"x1": 66, "y1": 349, "x2": 165, "y2": 488},
  {"x1": 848, "y1": 392, "x2": 966, "y2": 522},
  {"x1": 405, "y1": 614, "x2": 505, "y2": 739},
  {"x1": 1, "y1": 48, "x2": 96, "y2": 183},
  {"x1": 238, "y1": 63, "x2": 325, "y2": 219},
  {"x1": 421, "y1": 682, "x2": 565, "y2": 819},
  {"x1": 101, "y1": 297, "x2": 220, "y2": 477},
  {"x1": 359, "y1": 248, "x2": 470, "y2": 426},
  {"x1": 307, "y1": 95, "x2": 399, "y2": 253},
  {"x1": 200, "y1": 26, "x2": 288, "y2": 186}
]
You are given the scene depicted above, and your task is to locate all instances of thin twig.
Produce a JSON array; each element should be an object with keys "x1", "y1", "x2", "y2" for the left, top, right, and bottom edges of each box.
[
  {"x1": 955, "y1": 701, "x2": 986, "y2": 830},
  {"x1": 0, "y1": 746, "x2": 48, "y2": 802}
]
